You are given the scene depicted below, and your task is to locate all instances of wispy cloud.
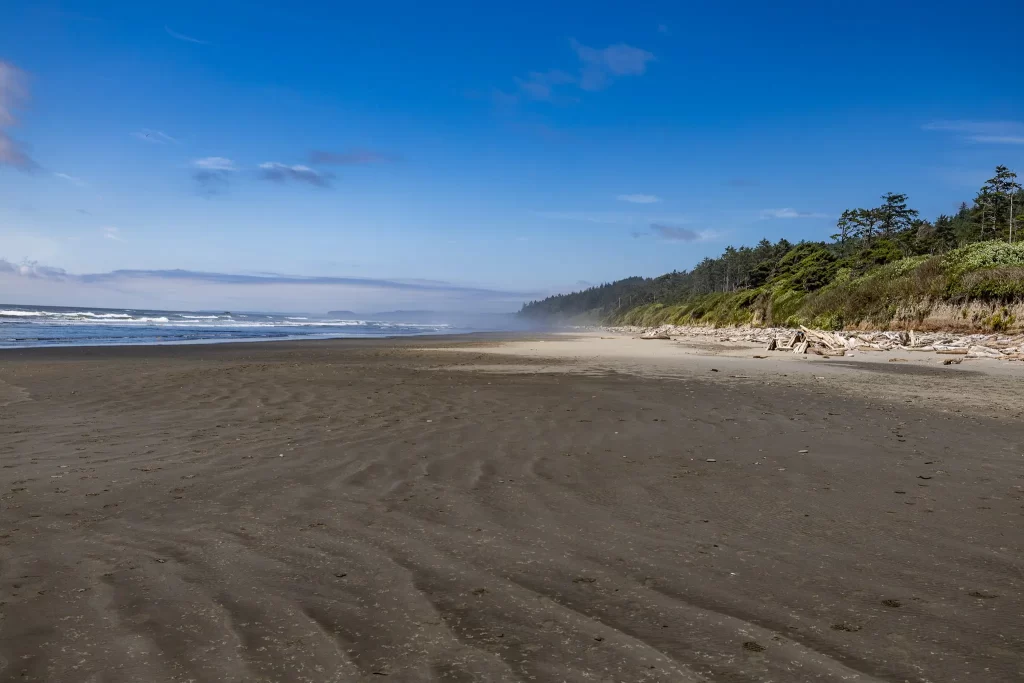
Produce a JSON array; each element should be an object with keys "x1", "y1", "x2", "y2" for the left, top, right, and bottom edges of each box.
[
  {"x1": 132, "y1": 129, "x2": 178, "y2": 144},
  {"x1": 54, "y1": 172, "x2": 86, "y2": 187},
  {"x1": 193, "y1": 156, "x2": 236, "y2": 171},
  {"x1": 616, "y1": 193, "x2": 660, "y2": 204},
  {"x1": 165, "y1": 25, "x2": 210, "y2": 45},
  {"x1": 571, "y1": 39, "x2": 655, "y2": 91},
  {"x1": 497, "y1": 38, "x2": 655, "y2": 105},
  {"x1": 309, "y1": 149, "x2": 398, "y2": 165},
  {"x1": 191, "y1": 157, "x2": 236, "y2": 196},
  {"x1": 0, "y1": 259, "x2": 534, "y2": 297},
  {"x1": 259, "y1": 162, "x2": 333, "y2": 187},
  {"x1": 101, "y1": 226, "x2": 122, "y2": 241},
  {"x1": 0, "y1": 61, "x2": 38, "y2": 172},
  {"x1": 923, "y1": 120, "x2": 1024, "y2": 145},
  {"x1": 760, "y1": 208, "x2": 828, "y2": 219}
]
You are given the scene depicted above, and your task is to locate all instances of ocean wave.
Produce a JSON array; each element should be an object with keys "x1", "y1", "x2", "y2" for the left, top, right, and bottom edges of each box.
[
  {"x1": 0, "y1": 309, "x2": 134, "y2": 319},
  {"x1": 6, "y1": 319, "x2": 450, "y2": 330},
  {"x1": 74, "y1": 313, "x2": 134, "y2": 319},
  {"x1": 0, "y1": 307, "x2": 456, "y2": 350},
  {"x1": 0, "y1": 310, "x2": 48, "y2": 317}
]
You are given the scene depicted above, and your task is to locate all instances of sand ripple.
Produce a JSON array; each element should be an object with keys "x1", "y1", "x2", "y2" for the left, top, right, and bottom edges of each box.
[{"x1": 1, "y1": 340, "x2": 1022, "y2": 681}]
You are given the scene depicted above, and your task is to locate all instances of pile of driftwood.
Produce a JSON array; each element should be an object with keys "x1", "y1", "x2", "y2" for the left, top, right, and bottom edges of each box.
[
  {"x1": 617, "y1": 324, "x2": 1024, "y2": 362},
  {"x1": 769, "y1": 327, "x2": 1024, "y2": 361},
  {"x1": 766, "y1": 328, "x2": 847, "y2": 356}
]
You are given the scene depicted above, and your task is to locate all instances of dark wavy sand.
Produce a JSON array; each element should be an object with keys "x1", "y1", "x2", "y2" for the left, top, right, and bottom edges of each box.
[{"x1": 1, "y1": 335, "x2": 1021, "y2": 682}]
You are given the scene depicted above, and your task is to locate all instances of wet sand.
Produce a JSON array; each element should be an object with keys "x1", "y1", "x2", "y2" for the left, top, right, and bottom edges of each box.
[{"x1": 1, "y1": 334, "x2": 1022, "y2": 682}]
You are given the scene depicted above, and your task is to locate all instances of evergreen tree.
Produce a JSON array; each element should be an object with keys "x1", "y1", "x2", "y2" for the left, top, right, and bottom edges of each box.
[
  {"x1": 832, "y1": 209, "x2": 857, "y2": 252},
  {"x1": 851, "y1": 207, "x2": 883, "y2": 244},
  {"x1": 877, "y1": 192, "x2": 919, "y2": 237}
]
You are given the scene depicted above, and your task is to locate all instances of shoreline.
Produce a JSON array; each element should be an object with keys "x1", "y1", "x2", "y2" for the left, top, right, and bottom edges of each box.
[
  {"x1": 0, "y1": 331, "x2": 524, "y2": 356},
  {"x1": 0, "y1": 329, "x2": 475, "y2": 352}
]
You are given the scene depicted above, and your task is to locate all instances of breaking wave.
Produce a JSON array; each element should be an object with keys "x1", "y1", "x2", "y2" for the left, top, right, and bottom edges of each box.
[{"x1": 0, "y1": 305, "x2": 458, "y2": 349}]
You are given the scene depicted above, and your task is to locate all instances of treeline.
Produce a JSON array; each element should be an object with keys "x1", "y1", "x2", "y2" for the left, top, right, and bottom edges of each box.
[
  {"x1": 519, "y1": 277, "x2": 648, "y2": 321},
  {"x1": 520, "y1": 165, "x2": 1024, "y2": 325}
]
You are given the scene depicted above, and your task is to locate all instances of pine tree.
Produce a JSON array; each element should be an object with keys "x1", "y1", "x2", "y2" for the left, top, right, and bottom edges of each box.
[
  {"x1": 877, "y1": 193, "x2": 919, "y2": 237},
  {"x1": 853, "y1": 207, "x2": 883, "y2": 244},
  {"x1": 979, "y1": 166, "x2": 1022, "y2": 239}
]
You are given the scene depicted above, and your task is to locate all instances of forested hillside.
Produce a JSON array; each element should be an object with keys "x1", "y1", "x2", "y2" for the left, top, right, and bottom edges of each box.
[{"x1": 520, "y1": 165, "x2": 1024, "y2": 331}]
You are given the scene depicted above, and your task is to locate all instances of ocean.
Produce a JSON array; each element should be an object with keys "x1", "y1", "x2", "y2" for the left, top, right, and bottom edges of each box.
[{"x1": 0, "y1": 304, "x2": 473, "y2": 349}]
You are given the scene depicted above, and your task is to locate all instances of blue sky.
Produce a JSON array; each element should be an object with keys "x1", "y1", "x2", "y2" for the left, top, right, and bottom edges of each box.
[{"x1": 2, "y1": 0, "x2": 1023, "y2": 312}]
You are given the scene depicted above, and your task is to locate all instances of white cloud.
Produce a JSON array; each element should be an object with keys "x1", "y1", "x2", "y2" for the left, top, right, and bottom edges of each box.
[
  {"x1": 193, "y1": 157, "x2": 236, "y2": 171},
  {"x1": 616, "y1": 194, "x2": 661, "y2": 204},
  {"x1": 923, "y1": 120, "x2": 1024, "y2": 144},
  {"x1": 165, "y1": 26, "x2": 210, "y2": 45},
  {"x1": 101, "y1": 226, "x2": 122, "y2": 241},
  {"x1": 132, "y1": 129, "x2": 178, "y2": 144},
  {"x1": 760, "y1": 208, "x2": 829, "y2": 219},
  {"x1": 54, "y1": 172, "x2": 86, "y2": 187}
]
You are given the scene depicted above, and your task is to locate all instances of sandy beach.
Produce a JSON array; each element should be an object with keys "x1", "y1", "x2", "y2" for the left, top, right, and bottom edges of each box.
[{"x1": 1, "y1": 333, "x2": 1022, "y2": 682}]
